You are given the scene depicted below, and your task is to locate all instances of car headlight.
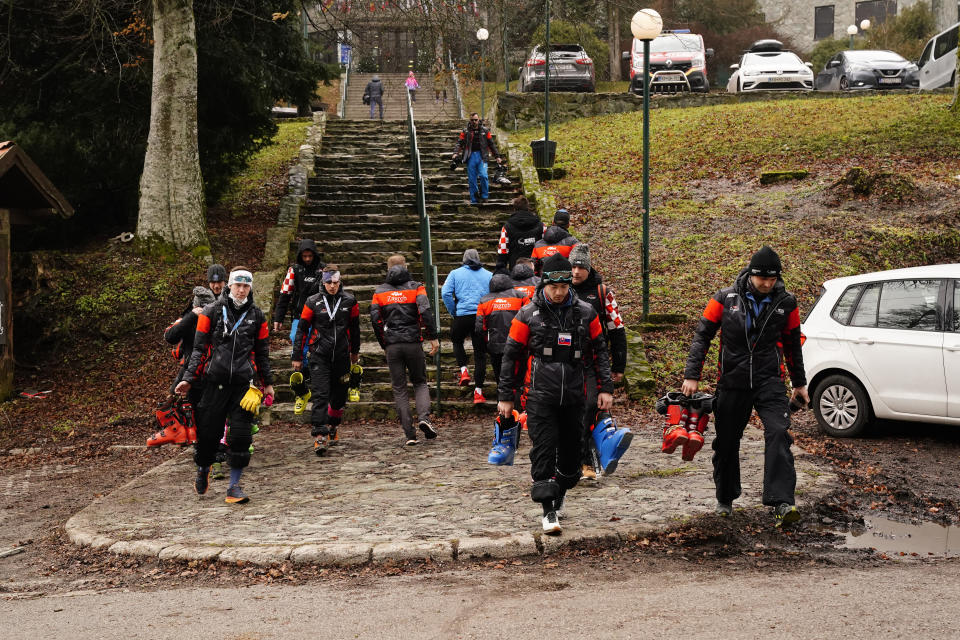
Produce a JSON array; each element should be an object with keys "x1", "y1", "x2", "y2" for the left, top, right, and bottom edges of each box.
[
  {"x1": 691, "y1": 55, "x2": 705, "y2": 67},
  {"x1": 905, "y1": 63, "x2": 919, "y2": 72},
  {"x1": 743, "y1": 69, "x2": 760, "y2": 77}
]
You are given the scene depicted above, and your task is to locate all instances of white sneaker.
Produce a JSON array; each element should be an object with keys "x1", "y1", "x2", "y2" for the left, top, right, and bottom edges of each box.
[{"x1": 541, "y1": 511, "x2": 562, "y2": 535}]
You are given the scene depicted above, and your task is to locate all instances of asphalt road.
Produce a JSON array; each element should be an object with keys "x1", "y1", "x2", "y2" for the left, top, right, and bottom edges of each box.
[{"x1": 5, "y1": 561, "x2": 956, "y2": 639}]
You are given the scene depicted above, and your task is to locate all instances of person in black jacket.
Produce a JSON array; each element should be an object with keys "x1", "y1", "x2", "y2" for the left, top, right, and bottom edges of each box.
[
  {"x1": 273, "y1": 238, "x2": 325, "y2": 341},
  {"x1": 454, "y1": 113, "x2": 501, "y2": 205},
  {"x1": 177, "y1": 268, "x2": 274, "y2": 505},
  {"x1": 495, "y1": 196, "x2": 544, "y2": 272},
  {"x1": 499, "y1": 253, "x2": 614, "y2": 535},
  {"x1": 370, "y1": 255, "x2": 440, "y2": 445},
  {"x1": 682, "y1": 246, "x2": 809, "y2": 526},
  {"x1": 292, "y1": 265, "x2": 361, "y2": 455},
  {"x1": 569, "y1": 244, "x2": 628, "y2": 479}
]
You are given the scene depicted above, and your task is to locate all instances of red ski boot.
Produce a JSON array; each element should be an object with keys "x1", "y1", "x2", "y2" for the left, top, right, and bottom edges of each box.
[
  {"x1": 147, "y1": 402, "x2": 189, "y2": 447},
  {"x1": 656, "y1": 392, "x2": 689, "y2": 454},
  {"x1": 681, "y1": 393, "x2": 714, "y2": 461}
]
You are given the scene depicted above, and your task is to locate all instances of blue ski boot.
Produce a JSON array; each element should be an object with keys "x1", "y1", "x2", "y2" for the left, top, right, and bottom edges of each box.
[
  {"x1": 592, "y1": 412, "x2": 633, "y2": 476},
  {"x1": 488, "y1": 411, "x2": 520, "y2": 466}
]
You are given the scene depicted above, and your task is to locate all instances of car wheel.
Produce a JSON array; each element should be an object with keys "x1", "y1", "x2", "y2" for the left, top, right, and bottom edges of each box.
[
  {"x1": 813, "y1": 374, "x2": 871, "y2": 437},
  {"x1": 839, "y1": 76, "x2": 849, "y2": 90}
]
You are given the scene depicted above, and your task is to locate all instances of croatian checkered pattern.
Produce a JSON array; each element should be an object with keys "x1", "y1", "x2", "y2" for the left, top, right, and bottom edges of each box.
[
  {"x1": 279, "y1": 267, "x2": 295, "y2": 294},
  {"x1": 497, "y1": 226, "x2": 509, "y2": 255},
  {"x1": 604, "y1": 288, "x2": 624, "y2": 331}
]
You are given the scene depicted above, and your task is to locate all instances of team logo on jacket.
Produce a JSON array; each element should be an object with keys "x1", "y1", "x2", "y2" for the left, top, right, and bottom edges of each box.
[
  {"x1": 387, "y1": 291, "x2": 408, "y2": 303},
  {"x1": 775, "y1": 308, "x2": 784, "y2": 315}
]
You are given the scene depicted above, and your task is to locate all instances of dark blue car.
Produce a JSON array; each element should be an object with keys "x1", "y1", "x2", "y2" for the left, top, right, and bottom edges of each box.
[{"x1": 815, "y1": 50, "x2": 919, "y2": 91}]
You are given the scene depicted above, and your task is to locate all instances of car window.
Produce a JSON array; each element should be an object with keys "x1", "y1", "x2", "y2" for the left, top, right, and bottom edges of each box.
[
  {"x1": 850, "y1": 283, "x2": 880, "y2": 327},
  {"x1": 918, "y1": 40, "x2": 933, "y2": 66},
  {"x1": 934, "y1": 26, "x2": 959, "y2": 59},
  {"x1": 831, "y1": 284, "x2": 863, "y2": 324},
  {"x1": 953, "y1": 281, "x2": 960, "y2": 331},
  {"x1": 877, "y1": 279, "x2": 941, "y2": 331}
]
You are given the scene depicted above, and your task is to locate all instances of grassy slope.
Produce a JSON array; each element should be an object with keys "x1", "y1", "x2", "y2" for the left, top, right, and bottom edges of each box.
[{"x1": 509, "y1": 94, "x2": 960, "y2": 389}]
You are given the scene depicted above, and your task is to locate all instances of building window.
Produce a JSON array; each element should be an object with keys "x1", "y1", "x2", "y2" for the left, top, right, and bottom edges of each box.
[
  {"x1": 855, "y1": 0, "x2": 897, "y2": 27},
  {"x1": 814, "y1": 5, "x2": 835, "y2": 41}
]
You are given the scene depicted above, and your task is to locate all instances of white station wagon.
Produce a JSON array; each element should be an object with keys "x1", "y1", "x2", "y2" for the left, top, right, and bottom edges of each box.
[{"x1": 801, "y1": 264, "x2": 960, "y2": 437}]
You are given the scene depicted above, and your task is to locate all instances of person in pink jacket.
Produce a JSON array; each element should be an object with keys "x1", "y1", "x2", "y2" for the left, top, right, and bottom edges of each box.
[{"x1": 405, "y1": 71, "x2": 420, "y2": 102}]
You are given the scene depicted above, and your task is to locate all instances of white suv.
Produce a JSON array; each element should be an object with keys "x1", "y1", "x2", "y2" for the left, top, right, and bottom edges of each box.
[{"x1": 801, "y1": 264, "x2": 960, "y2": 437}]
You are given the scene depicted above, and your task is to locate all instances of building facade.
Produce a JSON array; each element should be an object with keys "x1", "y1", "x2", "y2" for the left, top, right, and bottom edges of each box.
[{"x1": 758, "y1": 0, "x2": 959, "y2": 51}]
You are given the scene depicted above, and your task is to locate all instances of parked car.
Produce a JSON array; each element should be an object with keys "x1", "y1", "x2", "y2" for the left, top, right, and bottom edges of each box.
[
  {"x1": 917, "y1": 21, "x2": 958, "y2": 90},
  {"x1": 814, "y1": 50, "x2": 919, "y2": 91},
  {"x1": 801, "y1": 264, "x2": 960, "y2": 437},
  {"x1": 518, "y1": 43, "x2": 595, "y2": 93},
  {"x1": 622, "y1": 30, "x2": 713, "y2": 94},
  {"x1": 726, "y1": 40, "x2": 814, "y2": 93}
]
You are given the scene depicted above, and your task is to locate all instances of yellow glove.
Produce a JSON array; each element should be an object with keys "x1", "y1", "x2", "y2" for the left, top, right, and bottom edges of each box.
[{"x1": 240, "y1": 386, "x2": 263, "y2": 414}]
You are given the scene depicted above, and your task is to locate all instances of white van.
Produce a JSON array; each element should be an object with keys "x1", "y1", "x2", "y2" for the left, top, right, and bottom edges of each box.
[{"x1": 917, "y1": 21, "x2": 958, "y2": 90}]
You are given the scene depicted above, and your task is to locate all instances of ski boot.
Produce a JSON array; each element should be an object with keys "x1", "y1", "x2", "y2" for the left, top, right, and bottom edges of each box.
[
  {"x1": 347, "y1": 362, "x2": 363, "y2": 403},
  {"x1": 656, "y1": 391, "x2": 690, "y2": 454},
  {"x1": 290, "y1": 371, "x2": 311, "y2": 415},
  {"x1": 180, "y1": 400, "x2": 197, "y2": 444},
  {"x1": 681, "y1": 392, "x2": 714, "y2": 461},
  {"x1": 147, "y1": 400, "x2": 189, "y2": 447},
  {"x1": 314, "y1": 434, "x2": 329, "y2": 457},
  {"x1": 591, "y1": 411, "x2": 633, "y2": 476},
  {"x1": 487, "y1": 410, "x2": 520, "y2": 466}
]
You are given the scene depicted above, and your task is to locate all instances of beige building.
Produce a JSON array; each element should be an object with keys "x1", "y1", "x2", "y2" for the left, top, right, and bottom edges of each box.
[{"x1": 758, "y1": 0, "x2": 959, "y2": 51}]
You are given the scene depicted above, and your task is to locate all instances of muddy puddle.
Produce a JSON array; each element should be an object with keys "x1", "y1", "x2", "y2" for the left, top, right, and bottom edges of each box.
[{"x1": 838, "y1": 515, "x2": 960, "y2": 557}]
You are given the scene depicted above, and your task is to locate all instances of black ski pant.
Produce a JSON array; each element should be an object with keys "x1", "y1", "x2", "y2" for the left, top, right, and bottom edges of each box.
[
  {"x1": 309, "y1": 354, "x2": 350, "y2": 435},
  {"x1": 527, "y1": 399, "x2": 583, "y2": 506},
  {"x1": 712, "y1": 380, "x2": 795, "y2": 507},
  {"x1": 194, "y1": 381, "x2": 254, "y2": 470},
  {"x1": 451, "y1": 314, "x2": 487, "y2": 387},
  {"x1": 385, "y1": 342, "x2": 431, "y2": 439}
]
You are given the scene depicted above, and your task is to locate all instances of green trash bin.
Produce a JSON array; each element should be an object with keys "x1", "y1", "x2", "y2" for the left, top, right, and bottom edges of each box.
[{"x1": 530, "y1": 139, "x2": 557, "y2": 168}]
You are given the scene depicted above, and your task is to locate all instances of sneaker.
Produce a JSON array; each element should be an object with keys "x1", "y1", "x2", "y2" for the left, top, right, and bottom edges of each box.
[
  {"x1": 457, "y1": 369, "x2": 471, "y2": 387},
  {"x1": 774, "y1": 503, "x2": 800, "y2": 526},
  {"x1": 405, "y1": 438, "x2": 419, "y2": 446},
  {"x1": 314, "y1": 435, "x2": 329, "y2": 456},
  {"x1": 716, "y1": 502, "x2": 733, "y2": 517},
  {"x1": 473, "y1": 389, "x2": 486, "y2": 404},
  {"x1": 211, "y1": 462, "x2": 225, "y2": 480},
  {"x1": 581, "y1": 463, "x2": 597, "y2": 480},
  {"x1": 225, "y1": 484, "x2": 250, "y2": 505},
  {"x1": 294, "y1": 390, "x2": 312, "y2": 415},
  {"x1": 418, "y1": 419, "x2": 438, "y2": 439},
  {"x1": 194, "y1": 467, "x2": 210, "y2": 495},
  {"x1": 541, "y1": 511, "x2": 562, "y2": 535}
]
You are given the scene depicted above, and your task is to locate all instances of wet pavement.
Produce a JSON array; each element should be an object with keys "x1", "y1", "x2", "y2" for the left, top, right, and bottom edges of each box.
[{"x1": 65, "y1": 420, "x2": 839, "y2": 566}]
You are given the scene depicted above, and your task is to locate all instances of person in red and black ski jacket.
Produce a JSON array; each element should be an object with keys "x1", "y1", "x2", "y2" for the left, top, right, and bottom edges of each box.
[
  {"x1": 273, "y1": 239, "x2": 325, "y2": 337},
  {"x1": 495, "y1": 196, "x2": 544, "y2": 272},
  {"x1": 292, "y1": 265, "x2": 361, "y2": 443},
  {"x1": 682, "y1": 246, "x2": 809, "y2": 522},
  {"x1": 475, "y1": 272, "x2": 529, "y2": 400},
  {"x1": 510, "y1": 258, "x2": 540, "y2": 299},
  {"x1": 531, "y1": 220, "x2": 579, "y2": 275}
]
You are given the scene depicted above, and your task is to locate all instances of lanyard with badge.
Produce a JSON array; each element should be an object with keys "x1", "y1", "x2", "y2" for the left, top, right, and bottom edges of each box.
[
  {"x1": 222, "y1": 305, "x2": 249, "y2": 337},
  {"x1": 322, "y1": 295, "x2": 342, "y2": 321}
]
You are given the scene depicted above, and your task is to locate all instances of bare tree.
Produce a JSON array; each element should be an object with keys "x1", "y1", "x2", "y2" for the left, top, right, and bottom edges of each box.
[{"x1": 136, "y1": 0, "x2": 208, "y2": 251}]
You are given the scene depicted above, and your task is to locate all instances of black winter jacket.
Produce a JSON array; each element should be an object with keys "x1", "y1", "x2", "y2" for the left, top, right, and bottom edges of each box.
[
  {"x1": 510, "y1": 262, "x2": 540, "y2": 299},
  {"x1": 293, "y1": 286, "x2": 361, "y2": 362},
  {"x1": 573, "y1": 269, "x2": 627, "y2": 375},
  {"x1": 370, "y1": 266, "x2": 438, "y2": 347},
  {"x1": 185, "y1": 296, "x2": 272, "y2": 387},
  {"x1": 496, "y1": 208, "x2": 544, "y2": 270},
  {"x1": 684, "y1": 269, "x2": 806, "y2": 390},
  {"x1": 531, "y1": 226, "x2": 578, "y2": 273},
  {"x1": 475, "y1": 273, "x2": 528, "y2": 354},
  {"x1": 499, "y1": 287, "x2": 613, "y2": 406},
  {"x1": 455, "y1": 124, "x2": 499, "y2": 163},
  {"x1": 273, "y1": 239, "x2": 325, "y2": 325}
]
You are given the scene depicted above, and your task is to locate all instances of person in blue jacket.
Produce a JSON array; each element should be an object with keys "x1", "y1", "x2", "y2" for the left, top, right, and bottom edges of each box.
[{"x1": 441, "y1": 249, "x2": 493, "y2": 403}]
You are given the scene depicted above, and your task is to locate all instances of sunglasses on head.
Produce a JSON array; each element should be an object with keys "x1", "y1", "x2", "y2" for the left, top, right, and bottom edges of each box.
[
  {"x1": 543, "y1": 270, "x2": 573, "y2": 283},
  {"x1": 230, "y1": 275, "x2": 253, "y2": 284}
]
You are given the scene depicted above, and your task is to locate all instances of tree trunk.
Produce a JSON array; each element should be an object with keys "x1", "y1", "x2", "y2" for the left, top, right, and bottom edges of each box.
[
  {"x1": 607, "y1": 1, "x2": 620, "y2": 82},
  {"x1": 952, "y1": 46, "x2": 959, "y2": 113},
  {"x1": 136, "y1": 0, "x2": 207, "y2": 251}
]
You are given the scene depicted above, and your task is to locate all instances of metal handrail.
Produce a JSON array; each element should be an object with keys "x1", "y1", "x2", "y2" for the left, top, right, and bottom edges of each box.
[
  {"x1": 338, "y1": 59, "x2": 351, "y2": 118},
  {"x1": 448, "y1": 49, "x2": 465, "y2": 119},
  {"x1": 405, "y1": 87, "x2": 442, "y2": 410}
]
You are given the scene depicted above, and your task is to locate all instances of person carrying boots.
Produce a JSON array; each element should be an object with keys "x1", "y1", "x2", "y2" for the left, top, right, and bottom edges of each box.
[
  {"x1": 495, "y1": 196, "x2": 544, "y2": 272},
  {"x1": 682, "y1": 246, "x2": 809, "y2": 526},
  {"x1": 370, "y1": 255, "x2": 440, "y2": 445},
  {"x1": 531, "y1": 210, "x2": 579, "y2": 275},
  {"x1": 454, "y1": 112, "x2": 501, "y2": 205},
  {"x1": 498, "y1": 253, "x2": 614, "y2": 535},
  {"x1": 510, "y1": 257, "x2": 540, "y2": 299},
  {"x1": 476, "y1": 272, "x2": 529, "y2": 465},
  {"x1": 570, "y1": 244, "x2": 627, "y2": 479},
  {"x1": 292, "y1": 265, "x2": 360, "y2": 456},
  {"x1": 176, "y1": 268, "x2": 274, "y2": 505},
  {"x1": 441, "y1": 249, "x2": 492, "y2": 403}
]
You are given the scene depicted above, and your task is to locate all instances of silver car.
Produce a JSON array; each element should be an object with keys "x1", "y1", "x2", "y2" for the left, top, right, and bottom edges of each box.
[{"x1": 519, "y1": 43, "x2": 595, "y2": 93}]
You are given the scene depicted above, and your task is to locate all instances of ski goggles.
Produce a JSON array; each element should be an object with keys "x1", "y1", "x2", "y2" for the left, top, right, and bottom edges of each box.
[
  {"x1": 228, "y1": 270, "x2": 253, "y2": 285},
  {"x1": 322, "y1": 270, "x2": 341, "y2": 283},
  {"x1": 542, "y1": 269, "x2": 573, "y2": 284}
]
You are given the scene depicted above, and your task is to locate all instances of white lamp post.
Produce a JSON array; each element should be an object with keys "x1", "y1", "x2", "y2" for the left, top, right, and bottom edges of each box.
[
  {"x1": 630, "y1": 8, "x2": 662, "y2": 320},
  {"x1": 847, "y1": 24, "x2": 858, "y2": 49},
  {"x1": 477, "y1": 27, "x2": 489, "y2": 119}
]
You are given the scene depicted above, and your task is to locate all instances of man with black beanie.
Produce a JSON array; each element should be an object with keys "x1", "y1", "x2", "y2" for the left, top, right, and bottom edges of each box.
[
  {"x1": 498, "y1": 253, "x2": 614, "y2": 535},
  {"x1": 682, "y1": 246, "x2": 809, "y2": 526},
  {"x1": 495, "y1": 196, "x2": 544, "y2": 272}
]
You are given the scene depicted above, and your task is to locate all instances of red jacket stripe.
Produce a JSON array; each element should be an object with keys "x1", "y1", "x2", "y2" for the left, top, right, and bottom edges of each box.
[
  {"x1": 588, "y1": 315, "x2": 603, "y2": 340},
  {"x1": 196, "y1": 313, "x2": 210, "y2": 334},
  {"x1": 703, "y1": 298, "x2": 724, "y2": 323},
  {"x1": 508, "y1": 317, "x2": 531, "y2": 345}
]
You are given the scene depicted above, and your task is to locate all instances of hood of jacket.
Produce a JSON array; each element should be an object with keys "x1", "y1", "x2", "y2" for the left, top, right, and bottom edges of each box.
[
  {"x1": 489, "y1": 273, "x2": 515, "y2": 292},
  {"x1": 510, "y1": 262, "x2": 535, "y2": 281},
  {"x1": 542, "y1": 225, "x2": 570, "y2": 244},
  {"x1": 507, "y1": 208, "x2": 542, "y2": 233},
  {"x1": 296, "y1": 238, "x2": 320, "y2": 267},
  {"x1": 386, "y1": 265, "x2": 412, "y2": 286}
]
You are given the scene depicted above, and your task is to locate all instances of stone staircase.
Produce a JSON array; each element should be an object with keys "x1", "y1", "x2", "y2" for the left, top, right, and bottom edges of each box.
[
  {"x1": 267, "y1": 116, "x2": 525, "y2": 424},
  {"x1": 343, "y1": 72, "x2": 460, "y2": 121}
]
